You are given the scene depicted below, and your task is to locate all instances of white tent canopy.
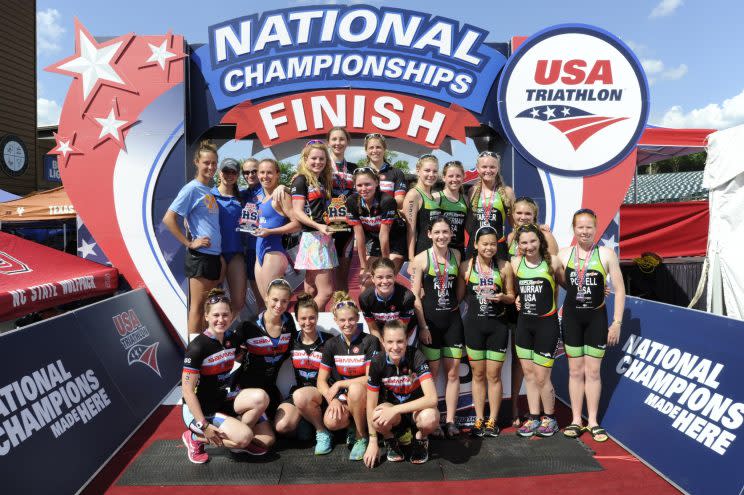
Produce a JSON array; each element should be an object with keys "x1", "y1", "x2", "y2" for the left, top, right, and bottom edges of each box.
[{"x1": 703, "y1": 124, "x2": 744, "y2": 319}]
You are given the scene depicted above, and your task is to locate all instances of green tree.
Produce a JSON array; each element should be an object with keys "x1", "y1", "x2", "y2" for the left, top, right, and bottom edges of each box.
[
  {"x1": 639, "y1": 151, "x2": 707, "y2": 175},
  {"x1": 279, "y1": 161, "x2": 296, "y2": 186}
]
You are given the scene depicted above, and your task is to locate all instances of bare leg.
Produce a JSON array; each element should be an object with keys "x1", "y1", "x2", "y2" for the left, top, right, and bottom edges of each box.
[
  {"x1": 252, "y1": 420, "x2": 276, "y2": 449},
  {"x1": 568, "y1": 357, "x2": 586, "y2": 425},
  {"x1": 293, "y1": 386, "x2": 326, "y2": 431},
  {"x1": 442, "y1": 357, "x2": 461, "y2": 424},
  {"x1": 486, "y1": 360, "x2": 504, "y2": 421},
  {"x1": 225, "y1": 254, "x2": 247, "y2": 315},
  {"x1": 533, "y1": 365, "x2": 555, "y2": 415},
  {"x1": 470, "y1": 360, "x2": 486, "y2": 419},
  {"x1": 347, "y1": 382, "x2": 368, "y2": 437},
  {"x1": 584, "y1": 357, "x2": 603, "y2": 427},
  {"x1": 413, "y1": 408, "x2": 440, "y2": 438},
  {"x1": 255, "y1": 251, "x2": 289, "y2": 302},
  {"x1": 312, "y1": 269, "x2": 334, "y2": 311},
  {"x1": 520, "y1": 359, "x2": 541, "y2": 416},
  {"x1": 371, "y1": 403, "x2": 401, "y2": 438},
  {"x1": 233, "y1": 389, "x2": 269, "y2": 426},
  {"x1": 274, "y1": 403, "x2": 301, "y2": 436},
  {"x1": 188, "y1": 276, "x2": 219, "y2": 335}
]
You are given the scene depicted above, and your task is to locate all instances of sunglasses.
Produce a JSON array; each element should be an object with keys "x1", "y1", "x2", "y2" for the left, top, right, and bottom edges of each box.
[
  {"x1": 444, "y1": 160, "x2": 463, "y2": 167},
  {"x1": 419, "y1": 153, "x2": 437, "y2": 160},
  {"x1": 242, "y1": 169, "x2": 258, "y2": 176},
  {"x1": 478, "y1": 151, "x2": 501, "y2": 160},
  {"x1": 353, "y1": 166, "x2": 377, "y2": 176},
  {"x1": 334, "y1": 300, "x2": 357, "y2": 311},
  {"x1": 207, "y1": 295, "x2": 231, "y2": 305},
  {"x1": 306, "y1": 139, "x2": 326, "y2": 146},
  {"x1": 574, "y1": 208, "x2": 597, "y2": 217},
  {"x1": 516, "y1": 223, "x2": 539, "y2": 232},
  {"x1": 515, "y1": 196, "x2": 537, "y2": 205},
  {"x1": 269, "y1": 278, "x2": 291, "y2": 289},
  {"x1": 364, "y1": 133, "x2": 385, "y2": 141}
]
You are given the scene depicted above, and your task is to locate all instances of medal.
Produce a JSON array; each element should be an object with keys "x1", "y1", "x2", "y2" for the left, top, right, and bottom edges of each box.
[
  {"x1": 574, "y1": 244, "x2": 595, "y2": 305},
  {"x1": 432, "y1": 248, "x2": 450, "y2": 307},
  {"x1": 475, "y1": 256, "x2": 497, "y2": 299},
  {"x1": 480, "y1": 186, "x2": 495, "y2": 228}
]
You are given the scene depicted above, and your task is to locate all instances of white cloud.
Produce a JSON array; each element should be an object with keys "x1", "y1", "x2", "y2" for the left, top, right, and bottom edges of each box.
[
  {"x1": 660, "y1": 88, "x2": 744, "y2": 129},
  {"x1": 38, "y1": 98, "x2": 61, "y2": 126},
  {"x1": 641, "y1": 58, "x2": 687, "y2": 85},
  {"x1": 650, "y1": 0, "x2": 683, "y2": 18},
  {"x1": 37, "y1": 8, "x2": 65, "y2": 54},
  {"x1": 625, "y1": 40, "x2": 648, "y2": 56}
]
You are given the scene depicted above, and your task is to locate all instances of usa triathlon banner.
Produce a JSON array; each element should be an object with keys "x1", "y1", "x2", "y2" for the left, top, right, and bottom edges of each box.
[
  {"x1": 554, "y1": 296, "x2": 744, "y2": 495},
  {"x1": 0, "y1": 290, "x2": 181, "y2": 495}
]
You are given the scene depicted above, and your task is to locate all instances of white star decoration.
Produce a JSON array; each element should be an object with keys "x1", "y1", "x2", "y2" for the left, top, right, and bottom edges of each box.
[
  {"x1": 602, "y1": 235, "x2": 619, "y2": 253},
  {"x1": 50, "y1": 132, "x2": 83, "y2": 167},
  {"x1": 78, "y1": 238, "x2": 98, "y2": 259},
  {"x1": 530, "y1": 107, "x2": 540, "y2": 118},
  {"x1": 96, "y1": 108, "x2": 128, "y2": 139},
  {"x1": 544, "y1": 106, "x2": 556, "y2": 119},
  {"x1": 16, "y1": 207, "x2": 25, "y2": 216},
  {"x1": 561, "y1": 107, "x2": 571, "y2": 116},
  {"x1": 86, "y1": 97, "x2": 136, "y2": 150},
  {"x1": 46, "y1": 19, "x2": 136, "y2": 112},
  {"x1": 146, "y1": 39, "x2": 176, "y2": 70}
]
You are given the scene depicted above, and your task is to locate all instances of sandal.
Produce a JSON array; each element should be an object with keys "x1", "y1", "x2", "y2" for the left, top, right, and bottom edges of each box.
[
  {"x1": 511, "y1": 415, "x2": 523, "y2": 428},
  {"x1": 589, "y1": 426, "x2": 608, "y2": 442},
  {"x1": 563, "y1": 424, "x2": 584, "y2": 438}
]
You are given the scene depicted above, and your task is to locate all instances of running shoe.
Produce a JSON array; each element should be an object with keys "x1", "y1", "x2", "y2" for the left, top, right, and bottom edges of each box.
[
  {"x1": 471, "y1": 418, "x2": 485, "y2": 437},
  {"x1": 229, "y1": 441, "x2": 268, "y2": 456},
  {"x1": 536, "y1": 416, "x2": 559, "y2": 437},
  {"x1": 516, "y1": 418, "x2": 541, "y2": 437},
  {"x1": 182, "y1": 431, "x2": 208, "y2": 464},
  {"x1": 484, "y1": 418, "x2": 500, "y2": 437},
  {"x1": 396, "y1": 427, "x2": 413, "y2": 446},
  {"x1": 315, "y1": 430, "x2": 333, "y2": 455},
  {"x1": 346, "y1": 425, "x2": 357, "y2": 448},
  {"x1": 385, "y1": 437, "x2": 405, "y2": 462},
  {"x1": 410, "y1": 438, "x2": 429, "y2": 464},
  {"x1": 349, "y1": 437, "x2": 368, "y2": 461}
]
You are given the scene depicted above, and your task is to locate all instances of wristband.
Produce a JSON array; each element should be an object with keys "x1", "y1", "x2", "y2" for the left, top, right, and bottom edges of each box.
[{"x1": 368, "y1": 433, "x2": 378, "y2": 438}]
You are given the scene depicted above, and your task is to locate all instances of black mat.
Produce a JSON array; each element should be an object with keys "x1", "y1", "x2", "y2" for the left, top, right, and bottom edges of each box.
[{"x1": 117, "y1": 435, "x2": 602, "y2": 486}]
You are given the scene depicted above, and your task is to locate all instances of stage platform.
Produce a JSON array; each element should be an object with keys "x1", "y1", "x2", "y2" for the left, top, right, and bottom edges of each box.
[{"x1": 83, "y1": 405, "x2": 680, "y2": 495}]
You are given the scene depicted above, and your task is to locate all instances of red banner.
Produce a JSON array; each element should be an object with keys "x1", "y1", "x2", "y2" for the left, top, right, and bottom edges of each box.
[
  {"x1": 221, "y1": 89, "x2": 480, "y2": 148},
  {"x1": 619, "y1": 201, "x2": 709, "y2": 259}
]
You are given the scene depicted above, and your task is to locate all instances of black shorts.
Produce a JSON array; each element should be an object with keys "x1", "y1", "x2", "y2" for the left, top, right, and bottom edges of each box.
[
  {"x1": 464, "y1": 315, "x2": 509, "y2": 362},
  {"x1": 334, "y1": 230, "x2": 355, "y2": 259},
  {"x1": 366, "y1": 230, "x2": 408, "y2": 258},
  {"x1": 185, "y1": 249, "x2": 221, "y2": 280},
  {"x1": 515, "y1": 313, "x2": 559, "y2": 367},
  {"x1": 421, "y1": 310, "x2": 464, "y2": 360},
  {"x1": 561, "y1": 305, "x2": 608, "y2": 358}
]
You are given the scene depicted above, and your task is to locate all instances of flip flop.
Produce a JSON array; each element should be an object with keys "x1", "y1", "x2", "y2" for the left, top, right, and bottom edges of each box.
[
  {"x1": 589, "y1": 426, "x2": 608, "y2": 442},
  {"x1": 562, "y1": 424, "x2": 584, "y2": 438},
  {"x1": 511, "y1": 416, "x2": 523, "y2": 428}
]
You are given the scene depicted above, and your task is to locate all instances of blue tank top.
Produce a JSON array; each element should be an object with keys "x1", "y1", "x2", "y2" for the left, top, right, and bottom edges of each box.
[
  {"x1": 256, "y1": 190, "x2": 288, "y2": 265},
  {"x1": 211, "y1": 186, "x2": 242, "y2": 254}
]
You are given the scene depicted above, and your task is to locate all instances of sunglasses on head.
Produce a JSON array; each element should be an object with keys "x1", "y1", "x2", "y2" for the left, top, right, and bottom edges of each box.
[
  {"x1": 334, "y1": 300, "x2": 357, "y2": 311},
  {"x1": 207, "y1": 295, "x2": 231, "y2": 305},
  {"x1": 444, "y1": 160, "x2": 463, "y2": 167},
  {"x1": 269, "y1": 278, "x2": 291, "y2": 289},
  {"x1": 306, "y1": 139, "x2": 326, "y2": 146},
  {"x1": 574, "y1": 208, "x2": 596, "y2": 217},
  {"x1": 353, "y1": 166, "x2": 377, "y2": 175},
  {"x1": 515, "y1": 196, "x2": 537, "y2": 204},
  {"x1": 364, "y1": 133, "x2": 385, "y2": 141},
  {"x1": 419, "y1": 153, "x2": 437, "y2": 160},
  {"x1": 516, "y1": 223, "x2": 539, "y2": 232},
  {"x1": 478, "y1": 151, "x2": 501, "y2": 160}
]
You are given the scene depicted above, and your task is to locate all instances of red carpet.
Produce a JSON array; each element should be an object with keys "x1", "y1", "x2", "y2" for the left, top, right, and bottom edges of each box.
[{"x1": 84, "y1": 404, "x2": 679, "y2": 495}]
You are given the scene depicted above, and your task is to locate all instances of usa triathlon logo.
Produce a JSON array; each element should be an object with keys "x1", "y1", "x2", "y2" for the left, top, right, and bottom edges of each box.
[
  {"x1": 498, "y1": 24, "x2": 649, "y2": 176},
  {"x1": 112, "y1": 309, "x2": 161, "y2": 377}
]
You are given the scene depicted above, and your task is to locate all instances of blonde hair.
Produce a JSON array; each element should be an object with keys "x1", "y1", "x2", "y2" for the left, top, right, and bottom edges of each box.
[
  {"x1": 331, "y1": 290, "x2": 359, "y2": 318},
  {"x1": 297, "y1": 143, "x2": 333, "y2": 200},
  {"x1": 513, "y1": 197, "x2": 539, "y2": 223},
  {"x1": 471, "y1": 153, "x2": 510, "y2": 216}
]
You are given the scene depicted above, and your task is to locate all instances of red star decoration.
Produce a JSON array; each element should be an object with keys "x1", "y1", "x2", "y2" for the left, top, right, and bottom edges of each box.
[
  {"x1": 85, "y1": 97, "x2": 138, "y2": 151},
  {"x1": 139, "y1": 30, "x2": 187, "y2": 82},
  {"x1": 50, "y1": 132, "x2": 84, "y2": 167},
  {"x1": 45, "y1": 18, "x2": 137, "y2": 115}
]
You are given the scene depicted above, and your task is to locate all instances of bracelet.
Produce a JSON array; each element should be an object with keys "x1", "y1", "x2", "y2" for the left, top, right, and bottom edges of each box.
[
  {"x1": 368, "y1": 433, "x2": 378, "y2": 438},
  {"x1": 612, "y1": 319, "x2": 622, "y2": 326}
]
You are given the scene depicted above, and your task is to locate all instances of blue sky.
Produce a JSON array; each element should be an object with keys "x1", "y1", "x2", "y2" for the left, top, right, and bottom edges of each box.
[{"x1": 37, "y1": 0, "x2": 744, "y2": 161}]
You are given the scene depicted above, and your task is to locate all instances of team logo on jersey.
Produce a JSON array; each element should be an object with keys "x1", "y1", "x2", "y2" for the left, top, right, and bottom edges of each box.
[
  {"x1": 498, "y1": 24, "x2": 649, "y2": 176},
  {"x1": 112, "y1": 308, "x2": 162, "y2": 377}
]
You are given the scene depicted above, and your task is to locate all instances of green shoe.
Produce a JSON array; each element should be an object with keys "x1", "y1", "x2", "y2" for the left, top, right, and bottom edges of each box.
[
  {"x1": 346, "y1": 425, "x2": 356, "y2": 447},
  {"x1": 349, "y1": 437, "x2": 368, "y2": 461},
  {"x1": 315, "y1": 430, "x2": 333, "y2": 455}
]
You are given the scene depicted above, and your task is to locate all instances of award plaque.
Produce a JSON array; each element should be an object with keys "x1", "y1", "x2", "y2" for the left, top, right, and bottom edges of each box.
[
  {"x1": 324, "y1": 196, "x2": 350, "y2": 232},
  {"x1": 237, "y1": 202, "x2": 259, "y2": 234}
]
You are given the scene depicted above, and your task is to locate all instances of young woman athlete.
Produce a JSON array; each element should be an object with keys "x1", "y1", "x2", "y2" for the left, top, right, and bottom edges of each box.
[
  {"x1": 410, "y1": 216, "x2": 463, "y2": 438},
  {"x1": 327, "y1": 127, "x2": 357, "y2": 289},
  {"x1": 403, "y1": 154, "x2": 441, "y2": 260},
  {"x1": 363, "y1": 320, "x2": 440, "y2": 468},
  {"x1": 346, "y1": 167, "x2": 407, "y2": 284},
  {"x1": 252, "y1": 158, "x2": 300, "y2": 302},
  {"x1": 180, "y1": 289, "x2": 272, "y2": 463},
  {"x1": 291, "y1": 142, "x2": 338, "y2": 309},
  {"x1": 317, "y1": 292, "x2": 381, "y2": 460},
  {"x1": 273, "y1": 293, "x2": 336, "y2": 454},
  {"x1": 359, "y1": 258, "x2": 416, "y2": 343},
  {"x1": 363, "y1": 133, "x2": 408, "y2": 209},
  {"x1": 511, "y1": 224, "x2": 564, "y2": 438},
  {"x1": 163, "y1": 140, "x2": 222, "y2": 335},
  {"x1": 558, "y1": 209, "x2": 625, "y2": 442},
  {"x1": 436, "y1": 160, "x2": 469, "y2": 256},
  {"x1": 233, "y1": 279, "x2": 298, "y2": 452},
  {"x1": 457, "y1": 226, "x2": 515, "y2": 437}
]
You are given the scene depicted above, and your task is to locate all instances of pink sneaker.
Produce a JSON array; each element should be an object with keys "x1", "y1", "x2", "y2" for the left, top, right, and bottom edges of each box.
[{"x1": 182, "y1": 431, "x2": 209, "y2": 464}]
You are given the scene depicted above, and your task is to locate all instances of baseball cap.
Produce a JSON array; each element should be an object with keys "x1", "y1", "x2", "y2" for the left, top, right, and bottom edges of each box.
[{"x1": 219, "y1": 158, "x2": 240, "y2": 172}]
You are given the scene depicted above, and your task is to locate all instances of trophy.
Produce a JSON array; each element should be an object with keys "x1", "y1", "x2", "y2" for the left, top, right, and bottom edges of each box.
[
  {"x1": 324, "y1": 196, "x2": 350, "y2": 232},
  {"x1": 237, "y1": 202, "x2": 260, "y2": 234}
]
